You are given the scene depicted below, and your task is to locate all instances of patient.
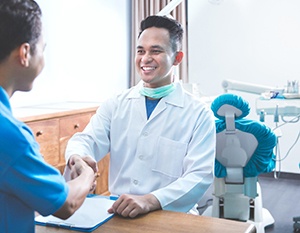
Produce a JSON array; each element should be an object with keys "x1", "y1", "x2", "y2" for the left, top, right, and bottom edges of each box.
[
  {"x1": 0, "y1": 1, "x2": 97, "y2": 232},
  {"x1": 65, "y1": 15, "x2": 216, "y2": 218}
]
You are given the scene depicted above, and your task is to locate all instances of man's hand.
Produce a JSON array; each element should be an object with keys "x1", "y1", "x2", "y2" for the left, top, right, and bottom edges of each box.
[
  {"x1": 68, "y1": 154, "x2": 98, "y2": 179},
  {"x1": 107, "y1": 194, "x2": 161, "y2": 218},
  {"x1": 67, "y1": 154, "x2": 98, "y2": 192},
  {"x1": 55, "y1": 156, "x2": 97, "y2": 219}
]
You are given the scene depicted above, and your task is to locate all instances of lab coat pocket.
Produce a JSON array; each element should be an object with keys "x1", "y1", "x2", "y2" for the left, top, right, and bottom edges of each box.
[{"x1": 153, "y1": 137, "x2": 188, "y2": 178}]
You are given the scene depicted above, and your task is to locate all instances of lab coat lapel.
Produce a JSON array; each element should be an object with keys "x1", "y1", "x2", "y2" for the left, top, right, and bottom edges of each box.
[
  {"x1": 137, "y1": 96, "x2": 148, "y2": 121},
  {"x1": 127, "y1": 84, "x2": 148, "y2": 121},
  {"x1": 148, "y1": 99, "x2": 167, "y2": 121}
]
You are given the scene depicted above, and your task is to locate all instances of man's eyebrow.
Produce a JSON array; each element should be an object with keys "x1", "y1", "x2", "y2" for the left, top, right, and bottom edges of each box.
[
  {"x1": 151, "y1": 45, "x2": 164, "y2": 50},
  {"x1": 136, "y1": 45, "x2": 164, "y2": 50}
]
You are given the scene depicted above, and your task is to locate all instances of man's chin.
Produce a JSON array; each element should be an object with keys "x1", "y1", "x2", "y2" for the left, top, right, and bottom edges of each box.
[
  {"x1": 18, "y1": 86, "x2": 33, "y2": 93},
  {"x1": 140, "y1": 76, "x2": 157, "y2": 84}
]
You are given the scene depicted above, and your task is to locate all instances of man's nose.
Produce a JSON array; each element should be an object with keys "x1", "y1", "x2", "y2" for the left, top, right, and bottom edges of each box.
[{"x1": 141, "y1": 53, "x2": 153, "y2": 63}]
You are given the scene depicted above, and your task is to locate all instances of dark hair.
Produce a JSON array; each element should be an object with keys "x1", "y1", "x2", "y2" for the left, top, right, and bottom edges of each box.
[
  {"x1": 0, "y1": 0, "x2": 42, "y2": 62},
  {"x1": 138, "y1": 15, "x2": 183, "y2": 52}
]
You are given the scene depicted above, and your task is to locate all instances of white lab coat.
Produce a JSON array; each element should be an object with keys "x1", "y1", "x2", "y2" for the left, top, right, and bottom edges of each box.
[{"x1": 65, "y1": 82, "x2": 216, "y2": 213}]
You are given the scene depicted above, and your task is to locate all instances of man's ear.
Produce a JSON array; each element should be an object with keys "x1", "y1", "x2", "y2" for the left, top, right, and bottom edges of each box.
[
  {"x1": 173, "y1": 51, "x2": 184, "y2": 66},
  {"x1": 18, "y1": 43, "x2": 31, "y2": 67}
]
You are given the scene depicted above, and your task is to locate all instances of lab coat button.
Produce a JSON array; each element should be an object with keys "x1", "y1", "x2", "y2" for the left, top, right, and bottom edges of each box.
[
  {"x1": 143, "y1": 131, "x2": 148, "y2": 136},
  {"x1": 139, "y1": 155, "x2": 144, "y2": 160},
  {"x1": 133, "y1": 180, "x2": 138, "y2": 185}
]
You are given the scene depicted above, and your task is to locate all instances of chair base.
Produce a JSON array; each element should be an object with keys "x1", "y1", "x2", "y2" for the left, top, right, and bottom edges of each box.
[{"x1": 202, "y1": 206, "x2": 274, "y2": 233}]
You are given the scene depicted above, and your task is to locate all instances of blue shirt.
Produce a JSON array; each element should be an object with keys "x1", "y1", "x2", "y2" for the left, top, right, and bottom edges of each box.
[
  {"x1": 0, "y1": 87, "x2": 69, "y2": 233},
  {"x1": 145, "y1": 98, "x2": 160, "y2": 119}
]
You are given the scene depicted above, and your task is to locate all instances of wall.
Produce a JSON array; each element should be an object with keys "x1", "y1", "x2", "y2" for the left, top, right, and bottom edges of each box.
[
  {"x1": 10, "y1": 0, "x2": 131, "y2": 108},
  {"x1": 188, "y1": 0, "x2": 300, "y2": 174}
]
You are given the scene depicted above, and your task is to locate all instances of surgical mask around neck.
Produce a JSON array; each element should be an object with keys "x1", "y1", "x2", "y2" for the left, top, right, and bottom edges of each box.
[{"x1": 139, "y1": 83, "x2": 175, "y2": 99}]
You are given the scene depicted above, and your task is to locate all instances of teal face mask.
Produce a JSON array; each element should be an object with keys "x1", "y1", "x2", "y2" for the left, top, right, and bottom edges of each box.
[{"x1": 139, "y1": 83, "x2": 175, "y2": 99}]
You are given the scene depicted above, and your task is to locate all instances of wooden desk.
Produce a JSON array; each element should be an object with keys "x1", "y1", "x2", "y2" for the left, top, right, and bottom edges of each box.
[{"x1": 35, "y1": 210, "x2": 256, "y2": 233}]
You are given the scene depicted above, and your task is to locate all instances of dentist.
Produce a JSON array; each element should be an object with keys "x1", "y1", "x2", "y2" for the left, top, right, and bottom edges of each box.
[{"x1": 65, "y1": 15, "x2": 216, "y2": 218}]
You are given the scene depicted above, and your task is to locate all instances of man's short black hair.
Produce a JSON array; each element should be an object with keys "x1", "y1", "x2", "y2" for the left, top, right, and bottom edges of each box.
[
  {"x1": 0, "y1": 0, "x2": 42, "y2": 62},
  {"x1": 138, "y1": 15, "x2": 183, "y2": 52}
]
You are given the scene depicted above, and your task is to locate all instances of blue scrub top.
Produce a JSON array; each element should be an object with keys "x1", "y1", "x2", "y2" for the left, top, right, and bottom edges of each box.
[{"x1": 0, "y1": 87, "x2": 69, "y2": 233}]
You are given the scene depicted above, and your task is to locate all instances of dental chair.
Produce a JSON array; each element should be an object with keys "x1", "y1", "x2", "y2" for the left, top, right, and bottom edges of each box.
[{"x1": 202, "y1": 93, "x2": 276, "y2": 233}]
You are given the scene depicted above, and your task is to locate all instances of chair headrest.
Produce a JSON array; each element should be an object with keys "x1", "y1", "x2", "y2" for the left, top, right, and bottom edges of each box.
[
  {"x1": 212, "y1": 93, "x2": 276, "y2": 178},
  {"x1": 211, "y1": 93, "x2": 250, "y2": 120}
]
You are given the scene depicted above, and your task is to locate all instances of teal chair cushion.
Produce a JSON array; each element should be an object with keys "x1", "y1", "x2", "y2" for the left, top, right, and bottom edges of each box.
[{"x1": 212, "y1": 94, "x2": 276, "y2": 178}]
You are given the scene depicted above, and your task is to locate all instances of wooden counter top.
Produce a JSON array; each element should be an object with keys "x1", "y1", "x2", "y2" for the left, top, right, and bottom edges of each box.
[{"x1": 13, "y1": 101, "x2": 101, "y2": 122}]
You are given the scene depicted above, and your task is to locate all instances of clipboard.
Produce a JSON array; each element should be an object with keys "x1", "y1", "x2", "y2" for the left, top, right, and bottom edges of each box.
[{"x1": 35, "y1": 196, "x2": 116, "y2": 232}]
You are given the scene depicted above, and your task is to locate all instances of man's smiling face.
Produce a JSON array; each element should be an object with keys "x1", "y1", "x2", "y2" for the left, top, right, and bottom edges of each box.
[{"x1": 135, "y1": 27, "x2": 177, "y2": 88}]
